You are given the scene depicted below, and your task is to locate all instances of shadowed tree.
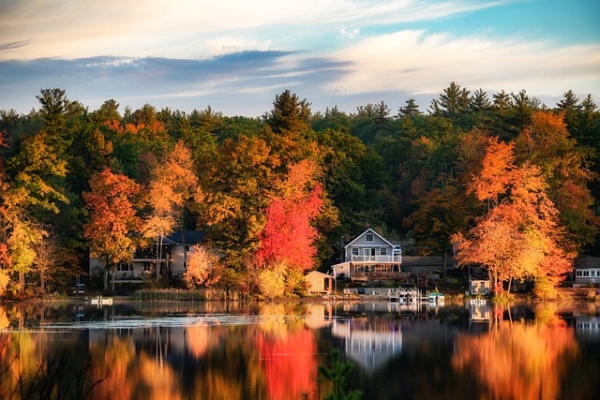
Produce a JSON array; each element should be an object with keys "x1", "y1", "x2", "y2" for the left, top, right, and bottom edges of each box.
[
  {"x1": 266, "y1": 90, "x2": 311, "y2": 135},
  {"x1": 398, "y1": 98, "x2": 421, "y2": 118},
  {"x1": 470, "y1": 89, "x2": 492, "y2": 112},
  {"x1": 430, "y1": 82, "x2": 471, "y2": 116}
]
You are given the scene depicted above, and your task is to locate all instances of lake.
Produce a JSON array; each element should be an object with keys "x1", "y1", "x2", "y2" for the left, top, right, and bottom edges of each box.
[{"x1": 0, "y1": 300, "x2": 598, "y2": 400}]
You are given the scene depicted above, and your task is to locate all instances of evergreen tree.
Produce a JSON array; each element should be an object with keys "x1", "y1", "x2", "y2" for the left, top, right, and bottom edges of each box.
[{"x1": 398, "y1": 98, "x2": 421, "y2": 117}]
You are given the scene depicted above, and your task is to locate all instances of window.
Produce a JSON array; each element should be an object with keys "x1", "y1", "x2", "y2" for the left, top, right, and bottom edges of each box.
[
  {"x1": 576, "y1": 271, "x2": 583, "y2": 277},
  {"x1": 366, "y1": 233, "x2": 374, "y2": 242},
  {"x1": 117, "y1": 263, "x2": 131, "y2": 272},
  {"x1": 380, "y1": 248, "x2": 387, "y2": 256},
  {"x1": 352, "y1": 248, "x2": 359, "y2": 256}
]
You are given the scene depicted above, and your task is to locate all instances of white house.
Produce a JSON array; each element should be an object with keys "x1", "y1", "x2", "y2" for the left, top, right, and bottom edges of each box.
[
  {"x1": 574, "y1": 257, "x2": 600, "y2": 286},
  {"x1": 89, "y1": 230, "x2": 205, "y2": 282},
  {"x1": 331, "y1": 228, "x2": 402, "y2": 281}
]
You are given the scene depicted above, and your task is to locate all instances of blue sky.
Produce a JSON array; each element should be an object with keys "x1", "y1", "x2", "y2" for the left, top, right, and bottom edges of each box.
[{"x1": 1, "y1": 0, "x2": 598, "y2": 117}]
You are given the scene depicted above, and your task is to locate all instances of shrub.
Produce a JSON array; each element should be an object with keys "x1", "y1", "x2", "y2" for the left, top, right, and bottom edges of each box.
[
  {"x1": 532, "y1": 276, "x2": 559, "y2": 300},
  {"x1": 258, "y1": 265, "x2": 286, "y2": 299}
]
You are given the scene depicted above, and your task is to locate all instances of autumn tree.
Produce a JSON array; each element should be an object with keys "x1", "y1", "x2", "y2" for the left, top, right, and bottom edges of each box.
[
  {"x1": 141, "y1": 140, "x2": 198, "y2": 280},
  {"x1": 515, "y1": 111, "x2": 599, "y2": 251},
  {"x1": 183, "y1": 245, "x2": 222, "y2": 289},
  {"x1": 31, "y1": 228, "x2": 76, "y2": 295},
  {"x1": 198, "y1": 134, "x2": 279, "y2": 269},
  {"x1": 1, "y1": 118, "x2": 71, "y2": 293},
  {"x1": 453, "y1": 138, "x2": 574, "y2": 295},
  {"x1": 83, "y1": 168, "x2": 142, "y2": 291},
  {"x1": 255, "y1": 160, "x2": 324, "y2": 273}
]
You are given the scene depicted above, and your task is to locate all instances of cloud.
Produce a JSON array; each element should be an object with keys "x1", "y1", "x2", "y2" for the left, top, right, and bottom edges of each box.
[
  {"x1": 0, "y1": 0, "x2": 508, "y2": 60},
  {"x1": 340, "y1": 28, "x2": 360, "y2": 39},
  {"x1": 0, "y1": 39, "x2": 31, "y2": 52},
  {"x1": 0, "y1": 51, "x2": 351, "y2": 115},
  {"x1": 327, "y1": 30, "x2": 600, "y2": 97}
]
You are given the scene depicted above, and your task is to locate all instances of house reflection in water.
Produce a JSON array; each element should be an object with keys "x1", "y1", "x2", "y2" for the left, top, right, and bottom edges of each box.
[
  {"x1": 303, "y1": 303, "x2": 334, "y2": 330},
  {"x1": 573, "y1": 314, "x2": 600, "y2": 341},
  {"x1": 467, "y1": 299, "x2": 491, "y2": 332},
  {"x1": 331, "y1": 317, "x2": 402, "y2": 374}
]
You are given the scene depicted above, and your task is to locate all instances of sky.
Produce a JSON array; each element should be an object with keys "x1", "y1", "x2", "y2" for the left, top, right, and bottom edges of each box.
[{"x1": 1, "y1": 0, "x2": 599, "y2": 117}]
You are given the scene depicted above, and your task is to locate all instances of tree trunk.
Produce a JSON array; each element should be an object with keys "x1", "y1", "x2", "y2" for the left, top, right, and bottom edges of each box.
[
  {"x1": 443, "y1": 252, "x2": 447, "y2": 278},
  {"x1": 19, "y1": 270, "x2": 25, "y2": 293},
  {"x1": 104, "y1": 256, "x2": 109, "y2": 291},
  {"x1": 155, "y1": 234, "x2": 161, "y2": 281},
  {"x1": 111, "y1": 268, "x2": 115, "y2": 293}
]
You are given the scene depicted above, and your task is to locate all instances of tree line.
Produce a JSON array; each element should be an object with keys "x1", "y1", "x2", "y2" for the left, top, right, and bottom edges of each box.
[{"x1": 0, "y1": 84, "x2": 599, "y2": 298}]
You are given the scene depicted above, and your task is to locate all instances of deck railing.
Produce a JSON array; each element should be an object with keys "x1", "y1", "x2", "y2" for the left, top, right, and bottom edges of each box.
[{"x1": 349, "y1": 255, "x2": 402, "y2": 263}]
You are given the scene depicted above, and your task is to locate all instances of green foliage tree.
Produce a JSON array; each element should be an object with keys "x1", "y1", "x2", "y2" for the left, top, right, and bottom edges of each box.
[{"x1": 398, "y1": 98, "x2": 421, "y2": 118}]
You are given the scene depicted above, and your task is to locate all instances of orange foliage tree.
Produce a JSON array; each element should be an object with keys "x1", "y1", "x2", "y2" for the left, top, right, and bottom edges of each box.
[
  {"x1": 452, "y1": 306, "x2": 579, "y2": 400},
  {"x1": 453, "y1": 138, "x2": 575, "y2": 294},
  {"x1": 183, "y1": 244, "x2": 222, "y2": 289},
  {"x1": 83, "y1": 168, "x2": 142, "y2": 291},
  {"x1": 141, "y1": 140, "x2": 198, "y2": 280},
  {"x1": 515, "y1": 111, "x2": 599, "y2": 250}
]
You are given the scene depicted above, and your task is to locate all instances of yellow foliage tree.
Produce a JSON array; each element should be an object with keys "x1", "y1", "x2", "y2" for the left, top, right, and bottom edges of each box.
[{"x1": 183, "y1": 245, "x2": 222, "y2": 289}]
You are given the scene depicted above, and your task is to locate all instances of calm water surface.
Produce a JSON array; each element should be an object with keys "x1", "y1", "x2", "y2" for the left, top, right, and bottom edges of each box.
[{"x1": 0, "y1": 300, "x2": 598, "y2": 400}]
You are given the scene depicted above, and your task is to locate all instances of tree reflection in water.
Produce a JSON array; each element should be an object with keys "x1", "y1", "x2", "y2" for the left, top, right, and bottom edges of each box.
[
  {"x1": 452, "y1": 304, "x2": 580, "y2": 400},
  {"x1": 0, "y1": 301, "x2": 598, "y2": 399}
]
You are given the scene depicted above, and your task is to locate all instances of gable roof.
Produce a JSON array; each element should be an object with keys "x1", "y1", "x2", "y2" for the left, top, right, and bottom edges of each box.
[
  {"x1": 344, "y1": 228, "x2": 394, "y2": 248},
  {"x1": 163, "y1": 230, "x2": 206, "y2": 245}
]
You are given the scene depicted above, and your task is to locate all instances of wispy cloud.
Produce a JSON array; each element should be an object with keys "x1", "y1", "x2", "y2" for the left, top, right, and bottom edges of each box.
[
  {"x1": 0, "y1": 0, "x2": 597, "y2": 115},
  {"x1": 0, "y1": 0, "x2": 508, "y2": 60},
  {"x1": 0, "y1": 39, "x2": 31, "y2": 52},
  {"x1": 328, "y1": 30, "x2": 600, "y2": 97}
]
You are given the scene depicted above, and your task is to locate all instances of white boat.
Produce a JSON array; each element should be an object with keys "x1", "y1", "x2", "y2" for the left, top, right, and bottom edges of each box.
[
  {"x1": 388, "y1": 283, "x2": 419, "y2": 303},
  {"x1": 90, "y1": 296, "x2": 113, "y2": 305},
  {"x1": 428, "y1": 291, "x2": 445, "y2": 304}
]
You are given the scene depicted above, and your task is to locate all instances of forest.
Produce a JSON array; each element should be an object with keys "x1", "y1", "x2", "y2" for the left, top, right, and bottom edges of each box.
[{"x1": 1, "y1": 83, "x2": 599, "y2": 299}]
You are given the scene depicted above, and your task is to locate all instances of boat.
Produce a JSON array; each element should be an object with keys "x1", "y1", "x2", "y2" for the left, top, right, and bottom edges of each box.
[
  {"x1": 388, "y1": 282, "x2": 419, "y2": 303},
  {"x1": 90, "y1": 296, "x2": 113, "y2": 305},
  {"x1": 428, "y1": 291, "x2": 445, "y2": 304}
]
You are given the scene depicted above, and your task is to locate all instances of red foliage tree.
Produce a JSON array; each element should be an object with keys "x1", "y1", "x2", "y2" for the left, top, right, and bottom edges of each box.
[{"x1": 256, "y1": 160, "x2": 323, "y2": 271}]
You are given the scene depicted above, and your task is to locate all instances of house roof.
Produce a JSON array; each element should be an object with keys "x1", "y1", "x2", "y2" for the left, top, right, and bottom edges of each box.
[
  {"x1": 163, "y1": 230, "x2": 205, "y2": 245},
  {"x1": 575, "y1": 256, "x2": 600, "y2": 269},
  {"x1": 344, "y1": 228, "x2": 394, "y2": 248},
  {"x1": 305, "y1": 270, "x2": 333, "y2": 278}
]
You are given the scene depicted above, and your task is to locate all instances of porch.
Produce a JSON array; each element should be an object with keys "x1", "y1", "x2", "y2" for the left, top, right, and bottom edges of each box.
[
  {"x1": 348, "y1": 255, "x2": 402, "y2": 263},
  {"x1": 333, "y1": 261, "x2": 404, "y2": 281}
]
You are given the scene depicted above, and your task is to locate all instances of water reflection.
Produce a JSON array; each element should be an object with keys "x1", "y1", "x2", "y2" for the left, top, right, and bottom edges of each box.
[
  {"x1": 0, "y1": 301, "x2": 599, "y2": 399},
  {"x1": 453, "y1": 304, "x2": 581, "y2": 400}
]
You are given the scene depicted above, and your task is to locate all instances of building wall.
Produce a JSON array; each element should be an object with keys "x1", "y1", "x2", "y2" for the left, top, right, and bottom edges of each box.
[
  {"x1": 305, "y1": 271, "x2": 333, "y2": 294},
  {"x1": 345, "y1": 230, "x2": 392, "y2": 262},
  {"x1": 575, "y1": 268, "x2": 600, "y2": 284},
  {"x1": 169, "y1": 244, "x2": 196, "y2": 278},
  {"x1": 470, "y1": 279, "x2": 491, "y2": 295}
]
